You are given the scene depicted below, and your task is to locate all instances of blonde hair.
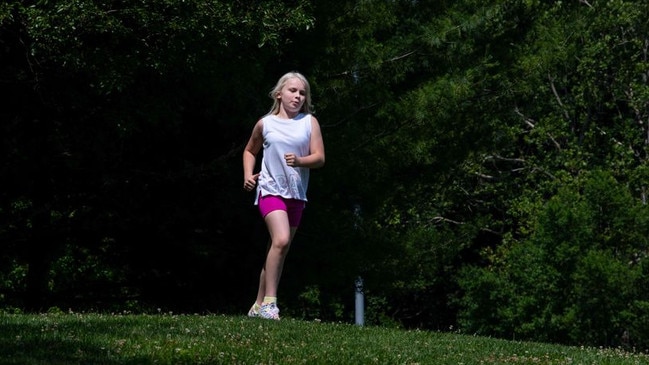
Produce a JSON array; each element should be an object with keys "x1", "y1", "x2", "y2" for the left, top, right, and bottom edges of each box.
[{"x1": 267, "y1": 71, "x2": 313, "y2": 115}]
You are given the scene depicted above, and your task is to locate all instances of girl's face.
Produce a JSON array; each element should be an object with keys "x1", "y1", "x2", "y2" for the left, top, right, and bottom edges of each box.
[{"x1": 277, "y1": 77, "x2": 306, "y2": 115}]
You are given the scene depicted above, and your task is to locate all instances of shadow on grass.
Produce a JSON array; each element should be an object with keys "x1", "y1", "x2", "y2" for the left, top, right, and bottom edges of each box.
[{"x1": 0, "y1": 321, "x2": 154, "y2": 365}]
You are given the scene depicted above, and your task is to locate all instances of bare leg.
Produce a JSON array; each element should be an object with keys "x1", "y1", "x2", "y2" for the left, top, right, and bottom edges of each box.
[
  {"x1": 254, "y1": 245, "x2": 268, "y2": 305},
  {"x1": 254, "y1": 210, "x2": 297, "y2": 303}
]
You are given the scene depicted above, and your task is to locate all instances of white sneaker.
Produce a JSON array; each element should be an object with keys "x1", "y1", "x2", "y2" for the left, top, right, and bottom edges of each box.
[
  {"x1": 259, "y1": 302, "x2": 280, "y2": 320},
  {"x1": 247, "y1": 303, "x2": 260, "y2": 318}
]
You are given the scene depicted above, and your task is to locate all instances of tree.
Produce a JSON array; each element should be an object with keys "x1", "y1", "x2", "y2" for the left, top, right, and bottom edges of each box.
[
  {"x1": 456, "y1": 0, "x2": 649, "y2": 347},
  {"x1": 296, "y1": 0, "x2": 543, "y2": 327},
  {"x1": 458, "y1": 171, "x2": 649, "y2": 347}
]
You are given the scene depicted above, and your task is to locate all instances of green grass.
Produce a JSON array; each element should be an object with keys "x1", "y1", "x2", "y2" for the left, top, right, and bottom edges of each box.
[{"x1": 1, "y1": 313, "x2": 648, "y2": 365}]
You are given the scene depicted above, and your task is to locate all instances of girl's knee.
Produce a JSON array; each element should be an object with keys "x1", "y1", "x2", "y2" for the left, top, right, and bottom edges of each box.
[{"x1": 272, "y1": 236, "x2": 291, "y2": 251}]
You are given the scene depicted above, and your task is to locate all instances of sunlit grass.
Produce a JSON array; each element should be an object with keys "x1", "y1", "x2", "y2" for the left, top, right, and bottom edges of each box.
[{"x1": 1, "y1": 312, "x2": 648, "y2": 364}]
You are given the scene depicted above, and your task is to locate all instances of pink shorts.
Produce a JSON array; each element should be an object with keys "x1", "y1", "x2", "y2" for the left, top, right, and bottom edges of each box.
[{"x1": 258, "y1": 195, "x2": 306, "y2": 227}]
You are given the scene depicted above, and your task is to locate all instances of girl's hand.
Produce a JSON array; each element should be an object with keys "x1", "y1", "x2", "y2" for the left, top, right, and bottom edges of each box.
[
  {"x1": 284, "y1": 153, "x2": 300, "y2": 167},
  {"x1": 243, "y1": 173, "x2": 259, "y2": 191}
]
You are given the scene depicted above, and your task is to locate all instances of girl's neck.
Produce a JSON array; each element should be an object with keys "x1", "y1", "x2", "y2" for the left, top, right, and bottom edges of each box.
[{"x1": 275, "y1": 110, "x2": 300, "y2": 119}]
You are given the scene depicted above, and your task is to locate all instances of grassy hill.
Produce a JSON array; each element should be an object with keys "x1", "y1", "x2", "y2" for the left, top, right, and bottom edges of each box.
[{"x1": 1, "y1": 313, "x2": 648, "y2": 364}]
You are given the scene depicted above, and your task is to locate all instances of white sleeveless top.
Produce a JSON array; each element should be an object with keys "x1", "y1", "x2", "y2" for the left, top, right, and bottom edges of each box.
[{"x1": 256, "y1": 113, "x2": 312, "y2": 203}]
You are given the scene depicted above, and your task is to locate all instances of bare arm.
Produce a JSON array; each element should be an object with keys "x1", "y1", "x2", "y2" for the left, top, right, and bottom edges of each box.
[
  {"x1": 284, "y1": 116, "x2": 325, "y2": 169},
  {"x1": 243, "y1": 120, "x2": 263, "y2": 191}
]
